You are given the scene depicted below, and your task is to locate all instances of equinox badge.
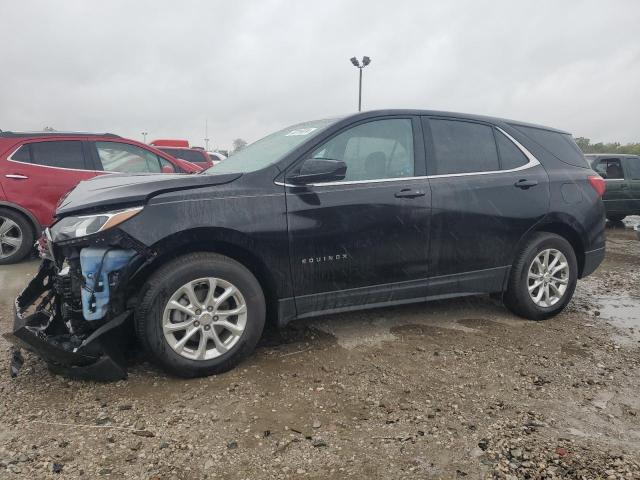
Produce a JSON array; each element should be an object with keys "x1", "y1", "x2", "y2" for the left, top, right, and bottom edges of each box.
[{"x1": 301, "y1": 254, "x2": 348, "y2": 264}]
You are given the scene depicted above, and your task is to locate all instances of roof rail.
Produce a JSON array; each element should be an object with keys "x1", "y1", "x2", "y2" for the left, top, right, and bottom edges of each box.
[{"x1": 0, "y1": 131, "x2": 121, "y2": 138}]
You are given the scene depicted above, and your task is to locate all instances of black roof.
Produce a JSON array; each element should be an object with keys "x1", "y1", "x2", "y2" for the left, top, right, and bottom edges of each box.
[
  {"x1": 584, "y1": 153, "x2": 640, "y2": 158},
  {"x1": 0, "y1": 131, "x2": 120, "y2": 138},
  {"x1": 344, "y1": 109, "x2": 571, "y2": 135}
]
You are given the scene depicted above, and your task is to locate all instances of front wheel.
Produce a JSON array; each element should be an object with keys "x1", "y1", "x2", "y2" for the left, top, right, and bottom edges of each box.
[
  {"x1": 504, "y1": 232, "x2": 578, "y2": 320},
  {"x1": 0, "y1": 208, "x2": 34, "y2": 265},
  {"x1": 135, "y1": 253, "x2": 265, "y2": 377}
]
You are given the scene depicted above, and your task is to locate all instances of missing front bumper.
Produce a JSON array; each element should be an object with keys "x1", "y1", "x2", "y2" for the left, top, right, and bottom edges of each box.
[{"x1": 3, "y1": 261, "x2": 131, "y2": 381}]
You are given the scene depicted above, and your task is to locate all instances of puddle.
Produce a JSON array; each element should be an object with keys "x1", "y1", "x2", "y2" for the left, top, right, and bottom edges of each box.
[
  {"x1": 308, "y1": 298, "x2": 503, "y2": 349},
  {"x1": 622, "y1": 215, "x2": 640, "y2": 229},
  {"x1": 596, "y1": 295, "x2": 640, "y2": 345}
]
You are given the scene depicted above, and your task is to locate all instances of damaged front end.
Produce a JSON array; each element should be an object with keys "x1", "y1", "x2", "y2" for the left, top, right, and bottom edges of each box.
[{"x1": 4, "y1": 208, "x2": 151, "y2": 381}]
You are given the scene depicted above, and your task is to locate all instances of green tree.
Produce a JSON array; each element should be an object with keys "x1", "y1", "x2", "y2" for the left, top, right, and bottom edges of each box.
[
  {"x1": 232, "y1": 138, "x2": 247, "y2": 153},
  {"x1": 575, "y1": 137, "x2": 640, "y2": 155}
]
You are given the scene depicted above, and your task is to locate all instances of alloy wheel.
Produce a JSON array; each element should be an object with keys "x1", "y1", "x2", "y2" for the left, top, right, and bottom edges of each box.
[
  {"x1": 527, "y1": 248, "x2": 569, "y2": 308},
  {"x1": 0, "y1": 216, "x2": 23, "y2": 259},
  {"x1": 163, "y1": 277, "x2": 247, "y2": 360}
]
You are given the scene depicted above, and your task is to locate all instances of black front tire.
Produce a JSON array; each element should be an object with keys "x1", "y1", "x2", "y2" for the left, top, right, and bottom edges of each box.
[
  {"x1": 0, "y1": 208, "x2": 34, "y2": 265},
  {"x1": 504, "y1": 232, "x2": 578, "y2": 320},
  {"x1": 135, "y1": 252, "x2": 266, "y2": 378}
]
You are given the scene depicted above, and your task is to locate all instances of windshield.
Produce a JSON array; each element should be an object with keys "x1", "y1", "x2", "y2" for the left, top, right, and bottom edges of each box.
[{"x1": 204, "y1": 118, "x2": 337, "y2": 174}]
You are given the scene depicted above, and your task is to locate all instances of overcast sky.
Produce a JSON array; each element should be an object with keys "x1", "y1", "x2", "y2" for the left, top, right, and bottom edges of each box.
[{"x1": 1, "y1": 1, "x2": 639, "y2": 149}]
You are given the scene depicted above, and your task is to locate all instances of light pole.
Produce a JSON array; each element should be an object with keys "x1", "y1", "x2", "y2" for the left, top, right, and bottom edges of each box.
[
  {"x1": 350, "y1": 56, "x2": 371, "y2": 112},
  {"x1": 204, "y1": 119, "x2": 210, "y2": 151},
  {"x1": 141, "y1": 131, "x2": 148, "y2": 143}
]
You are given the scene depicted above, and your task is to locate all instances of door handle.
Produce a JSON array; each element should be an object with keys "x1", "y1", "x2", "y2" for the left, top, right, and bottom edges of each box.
[
  {"x1": 514, "y1": 179, "x2": 538, "y2": 189},
  {"x1": 5, "y1": 174, "x2": 28, "y2": 180},
  {"x1": 395, "y1": 188, "x2": 426, "y2": 199}
]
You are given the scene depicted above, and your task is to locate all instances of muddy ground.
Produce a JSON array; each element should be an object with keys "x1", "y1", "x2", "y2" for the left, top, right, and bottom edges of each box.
[{"x1": 0, "y1": 224, "x2": 639, "y2": 479}]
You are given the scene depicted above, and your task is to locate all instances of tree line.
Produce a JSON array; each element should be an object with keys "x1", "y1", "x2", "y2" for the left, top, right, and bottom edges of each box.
[{"x1": 575, "y1": 137, "x2": 640, "y2": 155}]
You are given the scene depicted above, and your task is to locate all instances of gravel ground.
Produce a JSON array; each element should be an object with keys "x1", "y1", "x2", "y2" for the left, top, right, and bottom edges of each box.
[{"x1": 0, "y1": 224, "x2": 639, "y2": 479}]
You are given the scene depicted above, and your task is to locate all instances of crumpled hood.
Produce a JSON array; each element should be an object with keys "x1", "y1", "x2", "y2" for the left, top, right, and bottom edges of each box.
[{"x1": 56, "y1": 172, "x2": 242, "y2": 216}]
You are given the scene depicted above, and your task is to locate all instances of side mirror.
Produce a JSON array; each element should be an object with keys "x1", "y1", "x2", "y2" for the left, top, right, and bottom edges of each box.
[
  {"x1": 288, "y1": 158, "x2": 347, "y2": 185},
  {"x1": 161, "y1": 165, "x2": 175, "y2": 174}
]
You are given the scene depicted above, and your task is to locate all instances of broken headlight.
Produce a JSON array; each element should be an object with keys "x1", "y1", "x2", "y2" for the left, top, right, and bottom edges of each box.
[{"x1": 50, "y1": 206, "x2": 143, "y2": 242}]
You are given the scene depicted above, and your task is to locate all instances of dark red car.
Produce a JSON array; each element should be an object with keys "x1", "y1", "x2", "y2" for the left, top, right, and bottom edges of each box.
[
  {"x1": 0, "y1": 131, "x2": 202, "y2": 264},
  {"x1": 149, "y1": 139, "x2": 214, "y2": 169}
]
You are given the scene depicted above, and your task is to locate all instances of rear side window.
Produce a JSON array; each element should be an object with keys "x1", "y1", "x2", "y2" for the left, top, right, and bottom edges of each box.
[
  {"x1": 495, "y1": 130, "x2": 528, "y2": 169},
  {"x1": 429, "y1": 119, "x2": 499, "y2": 174},
  {"x1": 593, "y1": 158, "x2": 624, "y2": 179},
  {"x1": 10, "y1": 145, "x2": 31, "y2": 163},
  {"x1": 27, "y1": 141, "x2": 86, "y2": 169},
  {"x1": 513, "y1": 125, "x2": 589, "y2": 168}
]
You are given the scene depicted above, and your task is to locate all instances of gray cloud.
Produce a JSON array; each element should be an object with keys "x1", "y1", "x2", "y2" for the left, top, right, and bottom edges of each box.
[{"x1": 1, "y1": 0, "x2": 639, "y2": 148}]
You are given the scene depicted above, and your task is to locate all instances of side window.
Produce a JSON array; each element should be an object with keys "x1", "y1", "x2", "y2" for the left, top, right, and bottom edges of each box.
[
  {"x1": 495, "y1": 130, "x2": 528, "y2": 169},
  {"x1": 429, "y1": 119, "x2": 499, "y2": 174},
  {"x1": 158, "y1": 156, "x2": 176, "y2": 172},
  {"x1": 310, "y1": 119, "x2": 414, "y2": 181},
  {"x1": 625, "y1": 159, "x2": 640, "y2": 180},
  {"x1": 160, "y1": 148, "x2": 206, "y2": 164},
  {"x1": 28, "y1": 141, "x2": 86, "y2": 169},
  {"x1": 512, "y1": 125, "x2": 589, "y2": 168},
  {"x1": 10, "y1": 145, "x2": 32, "y2": 163},
  {"x1": 96, "y1": 142, "x2": 162, "y2": 173},
  {"x1": 595, "y1": 158, "x2": 624, "y2": 179},
  {"x1": 592, "y1": 159, "x2": 607, "y2": 176}
]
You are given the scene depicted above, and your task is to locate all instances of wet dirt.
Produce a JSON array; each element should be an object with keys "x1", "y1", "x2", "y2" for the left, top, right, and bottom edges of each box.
[
  {"x1": 596, "y1": 295, "x2": 640, "y2": 345},
  {"x1": 0, "y1": 228, "x2": 639, "y2": 478}
]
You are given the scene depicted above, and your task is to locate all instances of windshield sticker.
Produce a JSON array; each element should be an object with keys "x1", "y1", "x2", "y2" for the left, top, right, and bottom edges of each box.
[{"x1": 285, "y1": 128, "x2": 318, "y2": 136}]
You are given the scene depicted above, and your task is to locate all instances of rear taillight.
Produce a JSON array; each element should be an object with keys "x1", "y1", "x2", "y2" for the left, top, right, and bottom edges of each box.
[{"x1": 588, "y1": 175, "x2": 606, "y2": 197}]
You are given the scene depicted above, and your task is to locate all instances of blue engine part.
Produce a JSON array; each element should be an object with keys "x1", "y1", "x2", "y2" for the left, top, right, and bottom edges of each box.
[{"x1": 80, "y1": 248, "x2": 136, "y2": 321}]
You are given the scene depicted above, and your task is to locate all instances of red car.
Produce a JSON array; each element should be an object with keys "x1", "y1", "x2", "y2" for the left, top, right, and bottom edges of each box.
[
  {"x1": 149, "y1": 139, "x2": 214, "y2": 169},
  {"x1": 0, "y1": 131, "x2": 202, "y2": 264}
]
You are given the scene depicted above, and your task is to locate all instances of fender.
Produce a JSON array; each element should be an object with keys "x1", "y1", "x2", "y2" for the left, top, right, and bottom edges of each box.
[
  {"x1": 129, "y1": 226, "x2": 288, "y2": 301},
  {"x1": 507, "y1": 211, "x2": 587, "y2": 285},
  {"x1": 0, "y1": 200, "x2": 43, "y2": 234}
]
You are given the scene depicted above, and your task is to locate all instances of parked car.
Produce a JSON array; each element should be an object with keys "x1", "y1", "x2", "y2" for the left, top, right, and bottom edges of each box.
[
  {"x1": 149, "y1": 139, "x2": 189, "y2": 148},
  {"x1": 150, "y1": 140, "x2": 213, "y2": 170},
  {"x1": 0, "y1": 131, "x2": 202, "y2": 264},
  {"x1": 585, "y1": 154, "x2": 640, "y2": 221},
  {"x1": 6, "y1": 110, "x2": 606, "y2": 380},
  {"x1": 207, "y1": 151, "x2": 227, "y2": 165}
]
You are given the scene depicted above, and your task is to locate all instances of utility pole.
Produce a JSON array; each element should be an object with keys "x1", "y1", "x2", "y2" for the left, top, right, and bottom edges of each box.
[
  {"x1": 204, "y1": 119, "x2": 210, "y2": 151},
  {"x1": 141, "y1": 131, "x2": 148, "y2": 143},
  {"x1": 350, "y1": 56, "x2": 371, "y2": 111}
]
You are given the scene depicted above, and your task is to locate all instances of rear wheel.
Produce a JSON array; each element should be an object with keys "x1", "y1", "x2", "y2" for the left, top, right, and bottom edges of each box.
[
  {"x1": 0, "y1": 208, "x2": 34, "y2": 265},
  {"x1": 135, "y1": 252, "x2": 265, "y2": 377},
  {"x1": 504, "y1": 232, "x2": 577, "y2": 320}
]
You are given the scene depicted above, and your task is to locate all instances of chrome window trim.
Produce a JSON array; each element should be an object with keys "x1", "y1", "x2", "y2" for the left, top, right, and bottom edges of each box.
[
  {"x1": 6, "y1": 144, "x2": 102, "y2": 173},
  {"x1": 276, "y1": 126, "x2": 541, "y2": 188}
]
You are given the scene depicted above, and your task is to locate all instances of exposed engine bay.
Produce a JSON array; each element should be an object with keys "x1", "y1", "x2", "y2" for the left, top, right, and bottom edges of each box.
[{"x1": 4, "y1": 227, "x2": 151, "y2": 381}]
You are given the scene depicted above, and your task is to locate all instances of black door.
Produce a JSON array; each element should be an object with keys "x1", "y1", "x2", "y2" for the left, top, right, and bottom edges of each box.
[
  {"x1": 622, "y1": 156, "x2": 640, "y2": 213},
  {"x1": 285, "y1": 117, "x2": 431, "y2": 316},
  {"x1": 592, "y1": 157, "x2": 633, "y2": 215},
  {"x1": 422, "y1": 117, "x2": 549, "y2": 295}
]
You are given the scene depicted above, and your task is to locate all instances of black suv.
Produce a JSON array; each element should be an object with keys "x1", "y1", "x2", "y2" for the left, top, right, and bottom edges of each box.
[
  {"x1": 585, "y1": 154, "x2": 640, "y2": 221},
  {"x1": 6, "y1": 110, "x2": 606, "y2": 380}
]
